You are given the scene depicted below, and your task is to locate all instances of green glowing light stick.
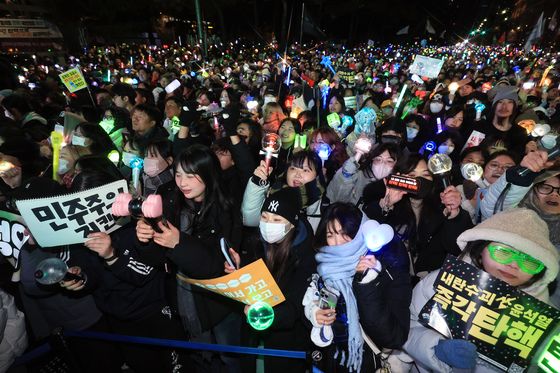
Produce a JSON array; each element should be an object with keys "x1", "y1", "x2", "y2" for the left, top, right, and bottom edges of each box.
[{"x1": 247, "y1": 301, "x2": 274, "y2": 331}]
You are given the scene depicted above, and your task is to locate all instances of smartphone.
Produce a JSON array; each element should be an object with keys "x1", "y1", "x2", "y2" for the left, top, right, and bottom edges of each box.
[
  {"x1": 220, "y1": 237, "x2": 236, "y2": 269},
  {"x1": 318, "y1": 288, "x2": 338, "y2": 310}
]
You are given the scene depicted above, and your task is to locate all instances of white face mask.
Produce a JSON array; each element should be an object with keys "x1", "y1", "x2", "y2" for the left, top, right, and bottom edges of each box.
[
  {"x1": 430, "y1": 102, "x2": 444, "y2": 113},
  {"x1": 438, "y1": 144, "x2": 455, "y2": 155},
  {"x1": 71, "y1": 135, "x2": 87, "y2": 147},
  {"x1": 371, "y1": 164, "x2": 393, "y2": 180},
  {"x1": 57, "y1": 158, "x2": 70, "y2": 175},
  {"x1": 259, "y1": 221, "x2": 291, "y2": 243},
  {"x1": 406, "y1": 127, "x2": 419, "y2": 141}
]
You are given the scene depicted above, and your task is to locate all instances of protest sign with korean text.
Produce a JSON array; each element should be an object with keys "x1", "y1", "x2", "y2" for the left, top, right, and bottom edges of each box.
[
  {"x1": 419, "y1": 255, "x2": 560, "y2": 372},
  {"x1": 181, "y1": 259, "x2": 285, "y2": 307},
  {"x1": 59, "y1": 67, "x2": 87, "y2": 93},
  {"x1": 16, "y1": 180, "x2": 128, "y2": 247},
  {"x1": 409, "y1": 55, "x2": 444, "y2": 79},
  {"x1": 0, "y1": 210, "x2": 28, "y2": 269}
]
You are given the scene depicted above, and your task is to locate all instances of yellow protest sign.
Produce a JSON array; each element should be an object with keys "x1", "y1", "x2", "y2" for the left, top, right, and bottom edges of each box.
[
  {"x1": 180, "y1": 259, "x2": 285, "y2": 307},
  {"x1": 59, "y1": 67, "x2": 87, "y2": 93}
]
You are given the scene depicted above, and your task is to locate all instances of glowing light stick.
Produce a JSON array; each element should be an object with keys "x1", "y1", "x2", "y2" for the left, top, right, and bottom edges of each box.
[
  {"x1": 427, "y1": 153, "x2": 453, "y2": 188},
  {"x1": 107, "y1": 150, "x2": 120, "y2": 165},
  {"x1": 316, "y1": 143, "x2": 332, "y2": 167},
  {"x1": 260, "y1": 133, "x2": 281, "y2": 174},
  {"x1": 318, "y1": 79, "x2": 331, "y2": 109},
  {"x1": 475, "y1": 102, "x2": 486, "y2": 121},
  {"x1": 35, "y1": 258, "x2": 84, "y2": 285},
  {"x1": 320, "y1": 56, "x2": 336, "y2": 75},
  {"x1": 393, "y1": 85, "x2": 407, "y2": 115},
  {"x1": 539, "y1": 65, "x2": 554, "y2": 87},
  {"x1": 461, "y1": 163, "x2": 484, "y2": 183},
  {"x1": 247, "y1": 301, "x2": 275, "y2": 330},
  {"x1": 0, "y1": 160, "x2": 15, "y2": 174},
  {"x1": 448, "y1": 82, "x2": 459, "y2": 105},
  {"x1": 384, "y1": 81, "x2": 392, "y2": 94},
  {"x1": 531, "y1": 123, "x2": 551, "y2": 138},
  {"x1": 538, "y1": 333, "x2": 560, "y2": 373},
  {"x1": 130, "y1": 156, "x2": 144, "y2": 195},
  {"x1": 400, "y1": 97, "x2": 423, "y2": 119},
  {"x1": 294, "y1": 134, "x2": 307, "y2": 149},
  {"x1": 356, "y1": 220, "x2": 394, "y2": 281},
  {"x1": 246, "y1": 99, "x2": 258, "y2": 111},
  {"x1": 436, "y1": 118, "x2": 443, "y2": 134},
  {"x1": 99, "y1": 117, "x2": 115, "y2": 134},
  {"x1": 50, "y1": 131, "x2": 63, "y2": 181}
]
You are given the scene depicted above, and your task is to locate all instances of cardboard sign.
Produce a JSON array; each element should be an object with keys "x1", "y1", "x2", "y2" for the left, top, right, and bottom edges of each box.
[
  {"x1": 343, "y1": 96, "x2": 357, "y2": 111},
  {"x1": 337, "y1": 69, "x2": 355, "y2": 85},
  {"x1": 59, "y1": 67, "x2": 87, "y2": 93},
  {"x1": 0, "y1": 210, "x2": 29, "y2": 269},
  {"x1": 463, "y1": 130, "x2": 486, "y2": 150},
  {"x1": 409, "y1": 55, "x2": 444, "y2": 79},
  {"x1": 419, "y1": 256, "x2": 560, "y2": 371},
  {"x1": 16, "y1": 180, "x2": 128, "y2": 247},
  {"x1": 183, "y1": 259, "x2": 285, "y2": 307}
]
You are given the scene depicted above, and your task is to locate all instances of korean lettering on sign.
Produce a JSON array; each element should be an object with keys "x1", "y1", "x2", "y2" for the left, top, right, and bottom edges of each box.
[{"x1": 16, "y1": 180, "x2": 127, "y2": 247}]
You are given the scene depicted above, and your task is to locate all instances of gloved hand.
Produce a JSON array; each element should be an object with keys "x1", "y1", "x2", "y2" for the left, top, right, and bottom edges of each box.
[{"x1": 434, "y1": 339, "x2": 477, "y2": 369}]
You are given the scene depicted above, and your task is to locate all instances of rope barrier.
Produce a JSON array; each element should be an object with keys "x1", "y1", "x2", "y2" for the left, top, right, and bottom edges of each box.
[{"x1": 65, "y1": 330, "x2": 307, "y2": 359}]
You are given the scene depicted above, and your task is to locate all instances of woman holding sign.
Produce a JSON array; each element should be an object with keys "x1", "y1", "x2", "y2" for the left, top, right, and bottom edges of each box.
[
  {"x1": 231, "y1": 187, "x2": 315, "y2": 373},
  {"x1": 136, "y1": 143, "x2": 243, "y2": 372},
  {"x1": 403, "y1": 208, "x2": 559, "y2": 372}
]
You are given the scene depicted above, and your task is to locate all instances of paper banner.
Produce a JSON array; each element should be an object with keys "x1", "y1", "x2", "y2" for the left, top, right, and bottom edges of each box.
[
  {"x1": 16, "y1": 180, "x2": 128, "y2": 247},
  {"x1": 463, "y1": 130, "x2": 486, "y2": 151},
  {"x1": 419, "y1": 255, "x2": 560, "y2": 371},
  {"x1": 0, "y1": 210, "x2": 29, "y2": 269},
  {"x1": 409, "y1": 55, "x2": 444, "y2": 79},
  {"x1": 59, "y1": 67, "x2": 88, "y2": 93},
  {"x1": 182, "y1": 259, "x2": 285, "y2": 307}
]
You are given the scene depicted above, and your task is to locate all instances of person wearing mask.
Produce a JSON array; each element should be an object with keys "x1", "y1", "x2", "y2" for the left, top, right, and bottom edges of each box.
[
  {"x1": 242, "y1": 150, "x2": 324, "y2": 231},
  {"x1": 404, "y1": 208, "x2": 559, "y2": 372},
  {"x1": 136, "y1": 144, "x2": 242, "y2": 372},
  {"x1": 228, "y1": 187, "x2": 316, "y2": 373},
  {"x1": 72, "y1": 122, "x2": 117, "y2": 157},
  {"x1": 142, "y1": 139, "x2": 174, "y2": 196},
  {"x1": 327, "y1": 143, "x2": 400, "y2": 206},
  {"x1": 362, "y1": 153, "x2": 473, "y2": 278},
  {"x1": 303, "y1": 203, "x2": 411, "y2": 372},
  {"x1": 99, "y1": 106, "x2": 131, "y2": 151},
  {"x1": 56, "y1": 144, "x2": 91, "y2": 189}
]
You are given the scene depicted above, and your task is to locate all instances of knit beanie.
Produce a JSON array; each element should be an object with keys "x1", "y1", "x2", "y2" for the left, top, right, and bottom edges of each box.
[
  {"x1": 457, "y1": 208, "x2": 559, "y2": 289},
  {"x1": 492, "y1": 86, "x2": 520, "y2": 106},
  {"x1": 262, "y1": 187, "x2": 302, "y2": 226}
]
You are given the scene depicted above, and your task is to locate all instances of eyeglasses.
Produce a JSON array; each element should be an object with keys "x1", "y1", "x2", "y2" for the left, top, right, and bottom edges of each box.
[
  {"x1": 372, "y1": 156, "x2": 396, "y2": 165},
  {"x1": 486, "y1": 162, "x2": 514, "y2": 172},
  {"x1": 487, "y1": 244, "x2": 544, "y2": 275},
  {"x1": 535, "y1": 183, "x2": 560, "y2": 196}
]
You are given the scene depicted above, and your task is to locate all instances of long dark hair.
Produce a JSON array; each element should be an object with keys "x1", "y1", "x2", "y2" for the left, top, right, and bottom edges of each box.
[
  {"x1": 314, "y1": 203, "x2": 362, "y2": 250},
  {"x1": 174, "y1": 144, "x2": 232, "y2": 221},
  {"x1": 265, "y1": 228, "x2": 297, "y2": 281}
]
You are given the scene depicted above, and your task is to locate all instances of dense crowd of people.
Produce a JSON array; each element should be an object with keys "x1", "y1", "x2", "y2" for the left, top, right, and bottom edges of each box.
[{"x1": 0, "y1": 40, "x2": 559, "y2": 372}]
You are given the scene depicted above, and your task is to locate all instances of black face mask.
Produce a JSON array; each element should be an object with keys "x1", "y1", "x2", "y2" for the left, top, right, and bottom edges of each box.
[
  {"x1": 381, "y1": 135, "x2": 402, "y2": 145},
  {"x1": 409, "y1": 177, "x2": 434, "y2": 199}
]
